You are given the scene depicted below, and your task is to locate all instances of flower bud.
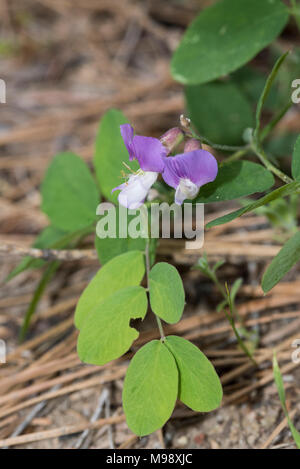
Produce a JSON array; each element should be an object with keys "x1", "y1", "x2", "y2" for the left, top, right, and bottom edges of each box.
[
  {"x1": 184, "y1": 138, "x2": 201, "y2": 153},
  {"x1": 180, "y1": 114, "x2": 191, "y2": 131},
  {"x1": 160, "y1": 127, "x2": 183, "y2": 154}
]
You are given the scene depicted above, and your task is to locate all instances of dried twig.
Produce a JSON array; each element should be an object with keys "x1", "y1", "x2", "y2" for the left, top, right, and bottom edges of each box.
[
  {"x1": 74, "y1": 388, "x2": 109, "y2": 449},
  {"x1": 261, "y1": 409, "x2": 297, "y2": 449},
  {"x1": 0, "y1": 244, "x2": 98, "y2": 261},
  {"x1": 0, "y1": 414, "x2": 126, "y2": 448},
  {"x1": 2, "y1": 385, "x2": 61, "y2": 450}
]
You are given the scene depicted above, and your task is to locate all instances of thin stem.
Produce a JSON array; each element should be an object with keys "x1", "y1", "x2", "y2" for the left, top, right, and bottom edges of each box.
[
  {"x1": 225, "y1": 148, "x2": 249, "y2": 163},
  {"x1": 145, "y1": 240, "x2": 165, "y2": 341},
  {"x1": 209, "y1": 271, "x2": 226, "y2": 298},
  {"x1": 210, "y1": 271, "x2": 241, "y2": 322},
  {"x1": 251, "y1": 143, "x2": 293, "y2": 184},
  {"x1": 155, "y1": 314, "x2": 165, "y2": 341},
  {"x1": 224, "y1": 285, "x2": 257, "y2": 367},
  {"x1": 202, "y1": 267, "x2": 257, "y2": 365},
  {"x1": 188, "y1": 129, "x2": 247, "y2": 152},
  {"x1": 224, "y1": 100, "x2": 291, "y2": 165}
]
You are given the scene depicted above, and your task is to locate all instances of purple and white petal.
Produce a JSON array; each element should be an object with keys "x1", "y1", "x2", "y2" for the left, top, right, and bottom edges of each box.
[
  {"x1": 175, "y1": 179, "x2": 199, "y2": 205},
  {"x1": 163, "y1": 150, "x2": 218, "y2": 188},
  {"x1": 113, "y1": 171, "x2": 158, "y2": 209},
  {"x1": 132, "y1": 136, "x2": 166, "y2": 173},
  {"x1": 162, "y1": 149, "x2": 218, "y2": 205},
  {"x1": 120, "y1": 124, "x2": 135, "y2": 161}
]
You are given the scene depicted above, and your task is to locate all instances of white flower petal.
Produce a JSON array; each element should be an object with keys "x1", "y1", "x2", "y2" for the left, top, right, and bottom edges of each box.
[
  {"x1": 118, "y1": 171, "x2": 158, "y2": 209},
  {"x1": 175, "y1": 178, "x2": 199, "y2": 205}
]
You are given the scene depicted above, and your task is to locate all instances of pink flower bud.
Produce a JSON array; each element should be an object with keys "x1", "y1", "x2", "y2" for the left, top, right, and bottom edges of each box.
[
  {"x1": 184, "y1": 138, "x2": 201, "y2": 153},
  {"x1": 160, "y1": 127, "x2": 183, "y2": 154}
]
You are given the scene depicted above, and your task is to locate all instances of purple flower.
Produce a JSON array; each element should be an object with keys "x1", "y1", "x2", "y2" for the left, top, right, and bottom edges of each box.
[
  {"x1": 113, "y1": 124, "x2": 218, "y2": 208},
  {"x1": 113, "y1": 124, "x2": 166, "y2": 209},
  {"x1": 162, "y1": 150, "x2": 218, "y2": 205},
  {"x1": 120, "y1": 124, "x2": 165, "y2": 172}
]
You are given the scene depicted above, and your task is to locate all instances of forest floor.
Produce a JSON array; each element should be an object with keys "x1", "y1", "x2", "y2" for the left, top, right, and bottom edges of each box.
[{"x1": 0, "y1": 0, "x2": 299, "y2": 449}]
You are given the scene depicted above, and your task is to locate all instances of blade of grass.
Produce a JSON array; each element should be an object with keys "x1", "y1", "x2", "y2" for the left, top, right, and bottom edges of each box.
[
  {"x1": 225, "y1": 284, "x2": 257, "y2": 366},
  {"x1": 273, "y1": 352, "x2": 300, "y2": 449},
  {"x1": 260, "y1": 101, "x2": 293, "y2": 142},
  {"x1": 19, "y1": 261, "x2": 60, "y2": 342},
  {"x1": 254, "y1": 51, "x2": 290, "y2": 142}
]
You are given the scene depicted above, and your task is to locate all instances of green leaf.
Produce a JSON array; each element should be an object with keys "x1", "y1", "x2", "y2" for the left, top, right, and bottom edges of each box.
[
  {"x1": 260, "y1": 102, "x2": 293, "y2": 143},
  {"x1": 186, "y1": 81, "x2": 254, "y2": 145},
  {"x1": 273, "y1": 353, "x2": 286, "y2": 407},
  {"x1": 266, "y1": 132, "x2": 299, "y2": 160},
  {"x1": 6, "y1": 225, "x2": 67, "y2": 281},
  {"x1": 41, "y1": 152, "x2": 99, "y2": 231},
  {"x1": 232, "y1": 66, "x2": 279, "y2": 111},
  {"x1": 254, "y1": 52, "x2": 289, "y2": 140},
  {"x1": 149, "y1": 262, "x2": 185, "y2": 324},
  {"x1": 75, "y1": 250, "x2": 145, "y2": 329},
  {"x1": 230, "y1": 278, "x2": 243, "y2": 303},
  {"x1": 273, "y1": 353, "x2": 300, "y2": 449},
  {"x1": 206, "y1": 182, "x2": 299, "y2": 228},
  {"x1": 123, "y1": 340, "x2": 178, "y2": 436},
  {"x1": 95, "y1": 234, "x2": 146, "y2": 266},
  {"x1": 291, "y1": 0, "x2": 300, "y2": 32},
  {"x1": 262, "y1": 231, "x2": 300, "y2": 293},
  {"x1": 94, "y1": 109, "x2": 139, "y2": 203},
  {"x1": 77, "y1": 286, "x2": 147, "y2": 365},
  {"x1": 171, "y1": 0, "x2": 288, "y2": 85},
  {"x1": 165, "y1": 336, "x2": 222, "y2": 412},
  {"x1": 196, "y1": 160, "x2": 274, "y2": 204},
  {"x1": 292, "y1": 135, "x2": 300, "y2": 181},
  {"x1": 95, "y1": 206, "x2": 146, "y2": 265}
]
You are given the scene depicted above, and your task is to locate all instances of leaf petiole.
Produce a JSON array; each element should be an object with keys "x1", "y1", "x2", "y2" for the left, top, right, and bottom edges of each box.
[{"x1": 145, "y1": 240, "x2": 165, "y2": 341}]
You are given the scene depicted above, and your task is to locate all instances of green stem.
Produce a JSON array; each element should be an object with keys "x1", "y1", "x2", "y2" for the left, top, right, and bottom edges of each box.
[
  {"x1": 145, "y1": 240, "x2": 165, "y2": 341},
  {"x1": 225, "y1": 148, "x2": 249, "y2": 163},
  {"x1": 204, "y1": 267, "x2": 257, "y2": 365},
  {"x1": 223, "y1": 100, "x2": 291, "y2": 165},
  {"x1": 224, "y1": 284, "x2": 257, "y2": 366},
  {"x1": 251, "y1": 143, "x2": 293, "y2": 184},
  {"x1": 209, "y1": 271, "x2": 226, "y2": 298},
  {"x1": 189, "y1": 129, "x2": 247, "y2": 152}
]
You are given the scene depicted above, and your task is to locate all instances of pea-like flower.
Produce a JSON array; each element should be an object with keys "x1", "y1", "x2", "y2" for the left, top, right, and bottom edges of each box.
[
  {"x1": 162, "y1": 149, "x2": 218, "y2": 205},
  {"x1": 113, "y1": 124, "x2": 218, "y2": 208},
  {"x1": 112, "y1": 124, "x2": 166, "y2": 209}
]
